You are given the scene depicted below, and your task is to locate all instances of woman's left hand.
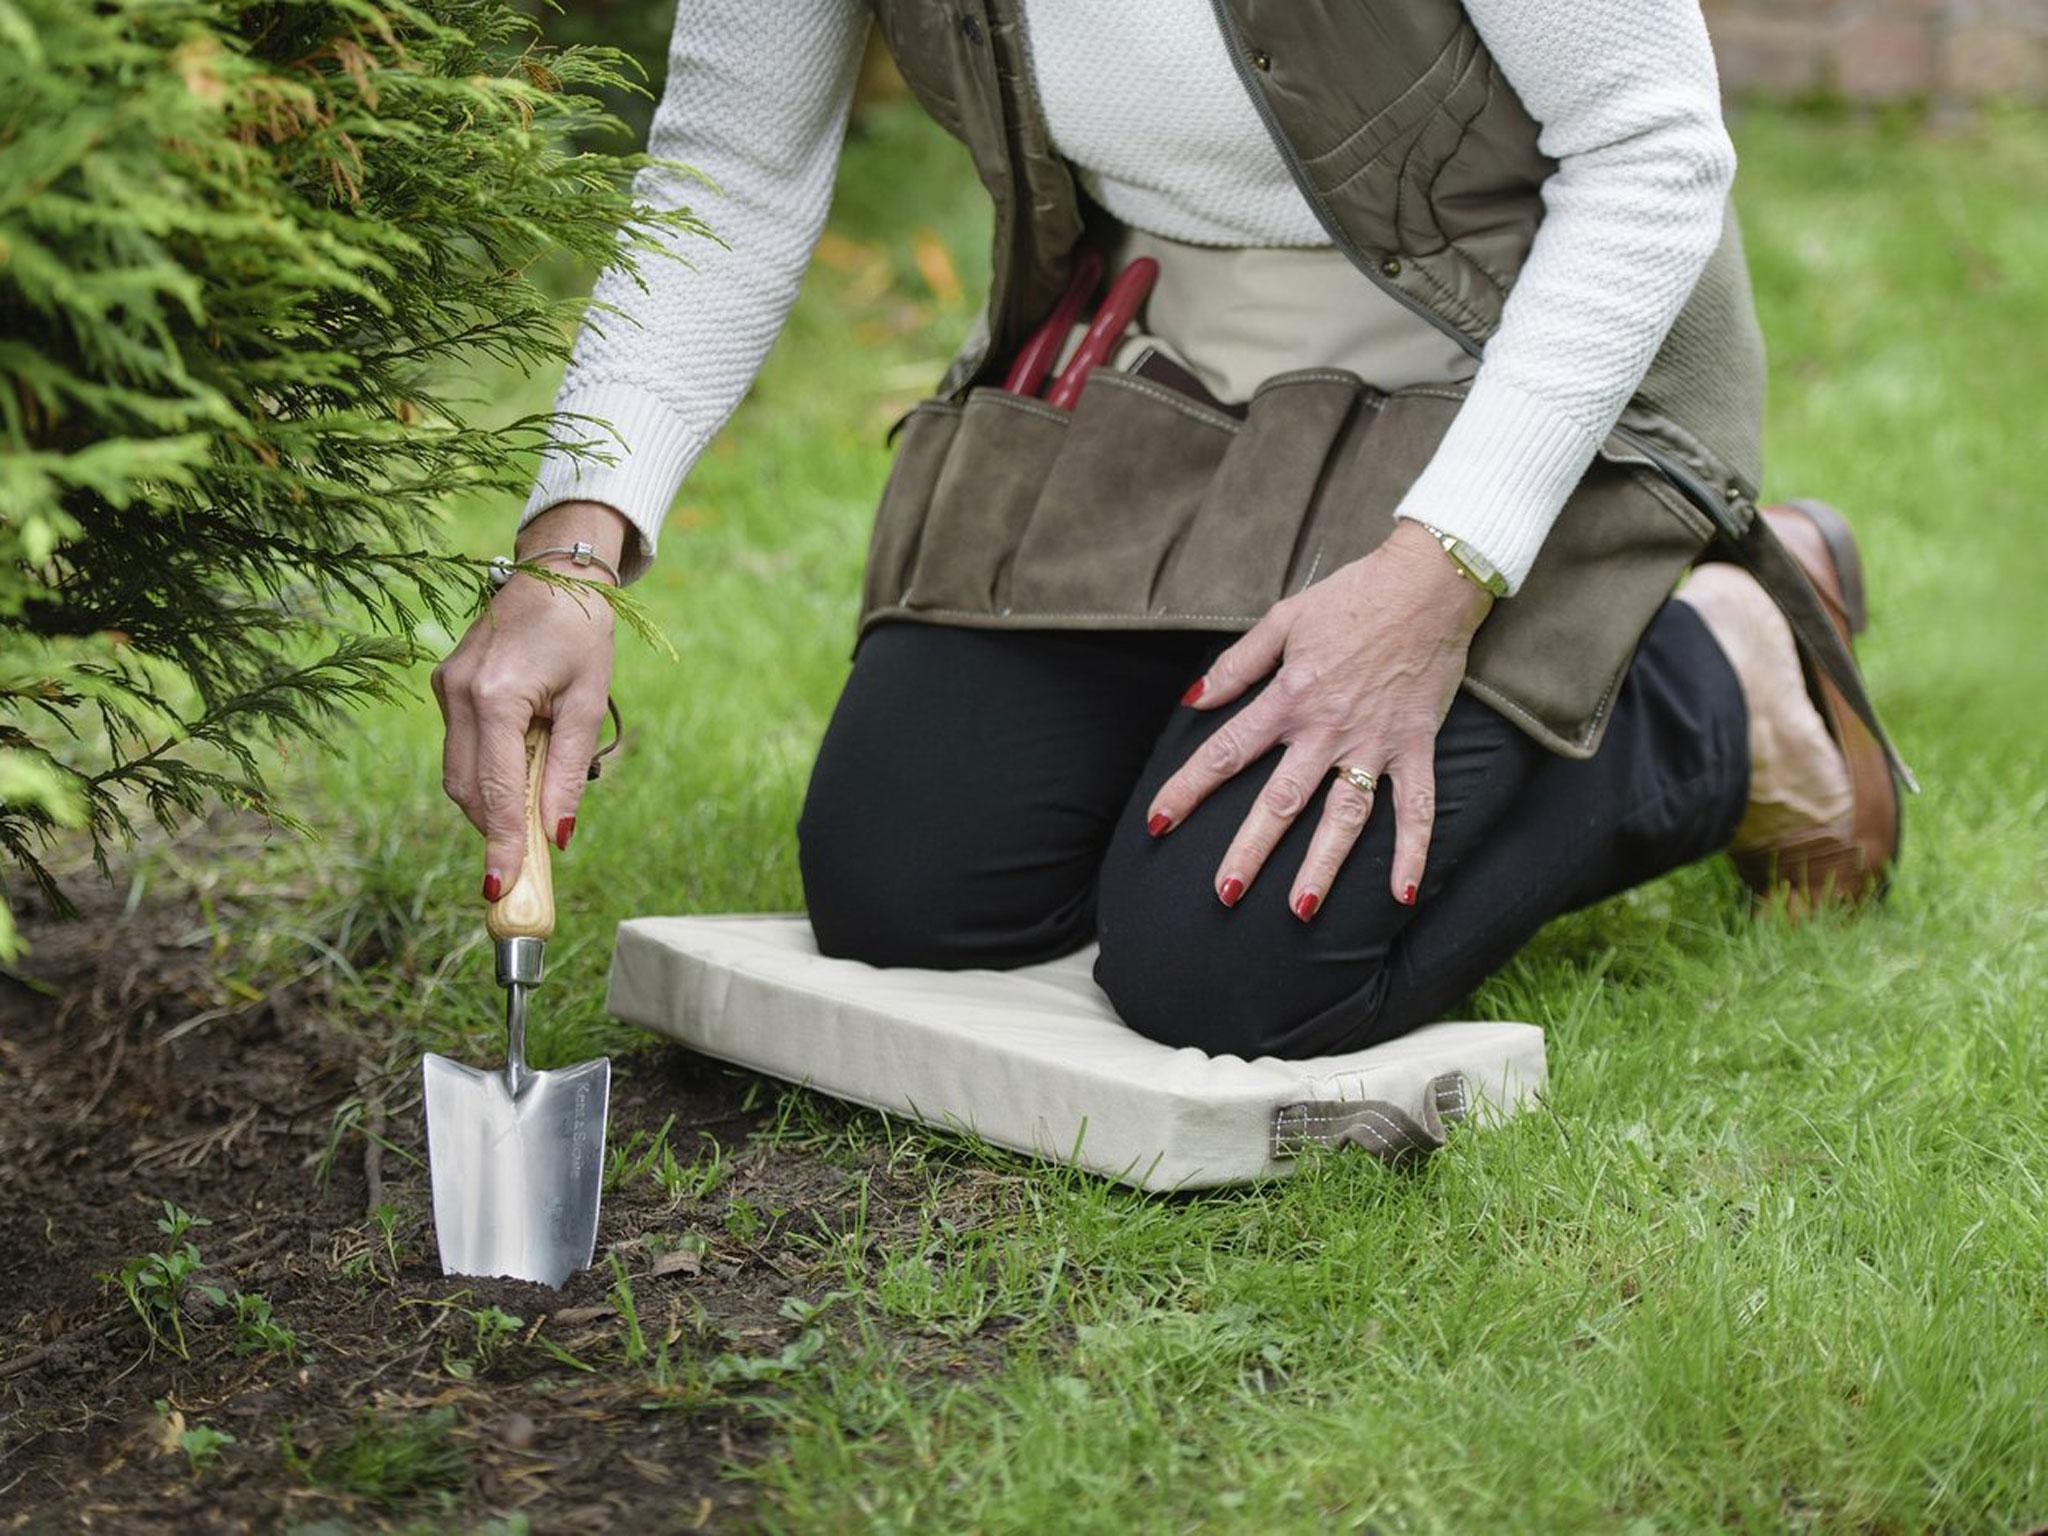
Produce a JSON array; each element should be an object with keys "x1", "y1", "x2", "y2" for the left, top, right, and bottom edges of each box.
[{"x1": 1147, "y1": 519, "x2": 1494, "y2": 919}]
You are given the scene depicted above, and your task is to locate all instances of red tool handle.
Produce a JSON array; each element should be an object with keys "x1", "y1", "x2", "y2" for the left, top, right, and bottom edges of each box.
[
  {"x1": 1045, "y1": 257, "x2": 1159, "y2": 412},
  {"x1": 1001, "y1": 249, "x2": 1105, "y2": 397}
]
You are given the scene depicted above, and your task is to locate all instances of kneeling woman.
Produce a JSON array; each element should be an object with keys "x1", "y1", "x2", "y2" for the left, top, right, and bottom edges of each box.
[{"x1": 434, "y1": 0, "x2": 1907, "y2": 1060}]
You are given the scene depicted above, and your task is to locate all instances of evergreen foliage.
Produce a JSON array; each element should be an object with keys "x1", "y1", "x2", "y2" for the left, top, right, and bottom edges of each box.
[
  {"x1": 0, "y1": 0, "x2": 705, "y2": 956},
  {"x1": 512, "y1": 0, "x2": 671, "y2": 150}
]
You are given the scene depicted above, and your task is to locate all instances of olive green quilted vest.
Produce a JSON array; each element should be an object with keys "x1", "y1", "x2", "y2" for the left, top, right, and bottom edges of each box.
[{"x1": 865, "y1": 0, "x2": 1767, "y2": 522}]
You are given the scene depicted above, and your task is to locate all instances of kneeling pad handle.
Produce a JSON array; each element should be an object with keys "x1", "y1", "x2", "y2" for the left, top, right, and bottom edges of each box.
[{"x1": 1271, "y1": 1071, "x2": 1470, "y2": 1166}]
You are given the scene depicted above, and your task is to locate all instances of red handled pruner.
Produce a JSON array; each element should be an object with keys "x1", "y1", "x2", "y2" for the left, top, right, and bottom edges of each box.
[
  {"x1": 1003, "y1": 248, "x2": 1102, "y2": 396},
  {"x1": 1002, "y1": 252, "x2": 1160, "y2": 411}
]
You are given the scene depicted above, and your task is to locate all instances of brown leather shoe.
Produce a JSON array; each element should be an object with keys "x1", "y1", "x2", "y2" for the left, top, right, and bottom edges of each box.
[{"x1": 1728, "y1": 500, "x2": 1901, "y2": 913}]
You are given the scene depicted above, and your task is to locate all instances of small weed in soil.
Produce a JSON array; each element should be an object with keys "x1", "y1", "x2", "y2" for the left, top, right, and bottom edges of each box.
[
  {"x1": 103, "y1": 1204, "x2": 225, "y2": 1360},
  {"x1": 156, "y1": 1401, "x2": 238, "y2": 1475},
  {"x1": 230, "y1": 1291, "x2": 303, "y2": 1363}
]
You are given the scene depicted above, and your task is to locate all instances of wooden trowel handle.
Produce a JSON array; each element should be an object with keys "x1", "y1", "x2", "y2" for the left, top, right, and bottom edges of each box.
[{"x1": 485, "y1": 722, "x2": 555, "y2": 942}]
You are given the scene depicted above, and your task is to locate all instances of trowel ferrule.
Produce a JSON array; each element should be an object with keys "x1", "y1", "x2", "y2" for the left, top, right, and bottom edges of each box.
[{"x1": 495, "y1": 935, "x2": 545, "y2": 990}]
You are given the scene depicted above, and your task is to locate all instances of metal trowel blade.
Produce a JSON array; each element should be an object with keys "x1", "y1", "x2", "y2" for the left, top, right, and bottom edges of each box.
[{"x1": 422, "y1": 1052, "x2": 610, "y2": 1289}]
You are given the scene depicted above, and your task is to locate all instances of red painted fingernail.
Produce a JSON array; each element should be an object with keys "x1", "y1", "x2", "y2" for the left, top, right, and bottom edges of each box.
[
  {"x1": 1219, "y1": 876, "x2": 1245, "y2": 907},
  {"x1": 482, "y1": 873, "x2": 503, "y2": 903},
  {"x1": 1146, "y1": 812, "x2": 1173, "y2": 838},
  {"x1": 1180, "y1": 677, "x2": 1206, "y2": 706},
  {"x1": 556, "y1": 816, "x2": 576, "y2": 851},
  {"x1": 1294, "y1": 891, "x2": 1320, "y2": 921},
  {"x1": 1401, "y1": 882, "x2": 1418, "y2": 906}
]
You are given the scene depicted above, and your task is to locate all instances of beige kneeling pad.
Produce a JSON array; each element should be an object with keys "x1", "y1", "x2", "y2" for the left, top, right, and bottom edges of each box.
[{"x1": 606, "y1": 916, "x2": 1546, "y2": 1192}]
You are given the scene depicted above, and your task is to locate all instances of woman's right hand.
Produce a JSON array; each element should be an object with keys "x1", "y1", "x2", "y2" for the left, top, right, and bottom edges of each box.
[{"x1": 431, "y1": 501, "x2": 635, "y2": 903}]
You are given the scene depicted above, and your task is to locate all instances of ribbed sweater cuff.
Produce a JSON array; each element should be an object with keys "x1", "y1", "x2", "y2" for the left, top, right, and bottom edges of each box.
[
  {"x1": 1390, "y1": 374, "x2": 1605, "y2": 596},
  {"x1": 518, "y1": 384, "x2": 708, "y2": 586}
]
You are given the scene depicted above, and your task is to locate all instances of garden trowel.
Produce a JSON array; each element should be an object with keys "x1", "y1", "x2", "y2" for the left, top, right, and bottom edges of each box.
[{"x1": 424, "y1": 722, "x2": 610, "y2": 1288}]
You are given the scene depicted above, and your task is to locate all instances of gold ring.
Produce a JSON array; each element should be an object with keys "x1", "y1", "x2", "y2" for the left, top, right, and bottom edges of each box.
[{"x1": 1337, "y1": 764, "x2": 1379, "y2": 797}]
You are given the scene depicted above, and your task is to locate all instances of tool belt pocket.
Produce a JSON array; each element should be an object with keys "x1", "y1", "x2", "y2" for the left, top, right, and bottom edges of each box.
[{"x1": 861, "y1": 368, "x2": 1368, "y2": 625}]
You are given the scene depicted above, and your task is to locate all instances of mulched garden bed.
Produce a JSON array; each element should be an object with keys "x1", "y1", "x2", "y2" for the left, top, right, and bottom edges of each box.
[{"x1": 1, "y1": 841, "x2": 1019, "y2": 1531}]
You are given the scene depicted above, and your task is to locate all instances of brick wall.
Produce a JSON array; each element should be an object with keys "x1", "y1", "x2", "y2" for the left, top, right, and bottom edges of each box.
[{"x1": 1706, "y1": 0, "x2": 2048, "y2": 102}]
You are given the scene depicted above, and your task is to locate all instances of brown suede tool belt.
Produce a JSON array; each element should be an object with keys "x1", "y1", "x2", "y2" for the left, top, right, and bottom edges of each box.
[{"x1": 857, "y1": 366, "x2": 1717, "y2": 760}]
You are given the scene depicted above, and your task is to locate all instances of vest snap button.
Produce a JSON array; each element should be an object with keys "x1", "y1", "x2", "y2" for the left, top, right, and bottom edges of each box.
[
  {"x1": 960, "y1": 14, "x2": 984, "y2": 44},
  {"x1": 1250, "y1": 49, "x2": 1271, "y2": 71},
  {"x1": 1381, "y1": 257, "x2": 1403, "y2": 278}
]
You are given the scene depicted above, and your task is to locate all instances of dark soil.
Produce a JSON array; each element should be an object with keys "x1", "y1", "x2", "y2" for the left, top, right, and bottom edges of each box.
[{"x1": 0, "y1": 840, "x2": 1020, "y2": 1532}]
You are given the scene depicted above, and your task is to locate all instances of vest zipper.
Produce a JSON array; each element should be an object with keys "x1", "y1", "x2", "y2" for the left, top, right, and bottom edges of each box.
[{"x1": 1202, "y1": 0, "x2": 1747, "y2": 544}]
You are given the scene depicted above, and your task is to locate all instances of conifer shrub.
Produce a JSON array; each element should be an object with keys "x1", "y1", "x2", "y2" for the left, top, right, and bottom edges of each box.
[{"x1": 0, "y1": 0, "x2": 703, "y2": 954}]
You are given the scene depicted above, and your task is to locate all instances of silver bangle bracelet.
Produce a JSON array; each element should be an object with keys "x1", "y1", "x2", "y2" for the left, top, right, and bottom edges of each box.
[{"x1": 489, "y1": 540, "x2": 622, "y2": 589}]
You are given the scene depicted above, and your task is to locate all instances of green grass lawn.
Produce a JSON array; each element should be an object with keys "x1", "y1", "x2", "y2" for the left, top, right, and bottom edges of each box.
[{"x1": 273, "y1": 103, "x2": 2047, "y2": 1529}]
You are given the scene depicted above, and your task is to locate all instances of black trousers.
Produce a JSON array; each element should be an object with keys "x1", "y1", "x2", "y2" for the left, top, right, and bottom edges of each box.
[{"x1": 797, "y1": 601, "x2": 1750, "y2": 1060}]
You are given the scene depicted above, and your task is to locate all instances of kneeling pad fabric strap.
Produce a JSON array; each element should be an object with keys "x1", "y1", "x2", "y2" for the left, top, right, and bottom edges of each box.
[
  {"x1": 1273, "y1": 1071, "x2": 1470, "y2": 1165},
  {"x1": 605, "y1": 915, "x2": 1544, "y2": 1192}
]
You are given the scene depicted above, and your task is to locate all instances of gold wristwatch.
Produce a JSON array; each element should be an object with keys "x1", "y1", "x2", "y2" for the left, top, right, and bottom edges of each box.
[{"x1": 1418, "y1": 522, "x2": 1509, "y2": 598}]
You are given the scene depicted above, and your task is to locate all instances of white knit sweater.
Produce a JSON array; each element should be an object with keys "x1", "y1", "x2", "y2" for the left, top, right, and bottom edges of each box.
[{"x1": 521, "y1": 0, "x2": 1736, "y2": 595}]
